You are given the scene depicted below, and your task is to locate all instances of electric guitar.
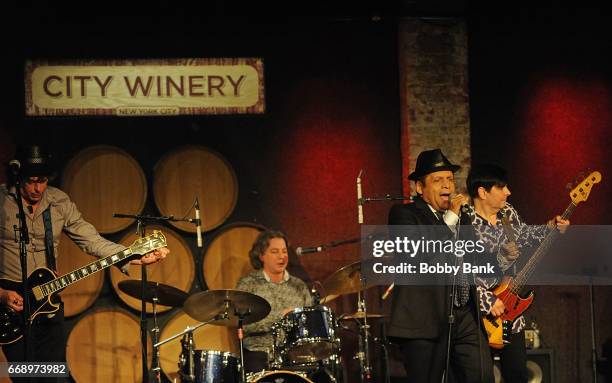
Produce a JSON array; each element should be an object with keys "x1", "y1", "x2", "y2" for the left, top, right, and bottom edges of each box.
[
  {"x1": 483, "y1": 171, "x2": 601, "y2": 349},
  {"x1": 0, "y1": 230, "x2": 167, "y2": 345}
]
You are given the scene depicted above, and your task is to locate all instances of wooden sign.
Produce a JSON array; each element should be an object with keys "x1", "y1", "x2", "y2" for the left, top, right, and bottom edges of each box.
[{"x1": 25, "y1": 58, "x2": 265, "y2": 116}]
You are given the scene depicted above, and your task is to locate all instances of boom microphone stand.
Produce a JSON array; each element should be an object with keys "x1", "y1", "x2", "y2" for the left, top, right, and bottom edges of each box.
[
  {"x1": 113, "y1": 213, "x2": 201, "y2": 383},
  {"x1": 355, "y1": 170, "x2": 411, "y2": 382}
]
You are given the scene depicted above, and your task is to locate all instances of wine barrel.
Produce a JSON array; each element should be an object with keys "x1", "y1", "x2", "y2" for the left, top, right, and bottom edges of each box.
[
  {"x1": 62, "y1": 145, "x2": 147, "y2": 234},
  {"x1": 66, "y1": 309, "x2": 151, "y2": 383},
  {"x1": 153, "y1": 145, "x2": 238, "y2": 233}
]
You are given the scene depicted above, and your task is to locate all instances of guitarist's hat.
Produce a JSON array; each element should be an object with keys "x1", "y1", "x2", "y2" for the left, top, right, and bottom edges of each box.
[
  {"x1": 10, "y1": 144, "x2": 57, "y2": 179},
  {"x1": 408, "y1": 149, "x2": 460, "y2": 180}
]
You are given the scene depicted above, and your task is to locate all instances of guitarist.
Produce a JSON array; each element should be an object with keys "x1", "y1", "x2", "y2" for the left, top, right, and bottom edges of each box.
[
  {"x1": 0, "y1": 144, "x2": 169, "y2": 378},
  {"x1": 464, "y1": 164, "x2": 569, "y2": 383}
]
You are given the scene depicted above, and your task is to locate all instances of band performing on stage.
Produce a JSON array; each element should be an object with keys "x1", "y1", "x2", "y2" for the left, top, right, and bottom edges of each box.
[{"x1": 0, "y1": 143, "x2": 602, "y2": 383}]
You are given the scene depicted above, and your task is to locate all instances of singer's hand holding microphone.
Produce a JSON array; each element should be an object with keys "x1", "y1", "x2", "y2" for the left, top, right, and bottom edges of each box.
[{"x1": 449, "y1": 193, "x2": 470, "y2": 216}]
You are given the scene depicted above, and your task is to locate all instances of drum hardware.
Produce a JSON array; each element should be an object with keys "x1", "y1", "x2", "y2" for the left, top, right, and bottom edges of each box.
[
  {"x1": 183, "y1": 289, "x2": 271, "y2": 326},
  {"x1": 118, "y1": 280, "x2": 190, "y2": 382},
  {"x1": 183, "y1": 289, "x2": 271, "y2": 383},
  {"x1": 319, "y1": 260, "x2": 376, "y2": 304},
  {"x1": 320, "y1": 260, "x2": 376, "y2": 382},
  {"x1": 155, "y1": 311, "x2": 231, "y2": 382},
  {"x1": 113, "y1": 213, "x2": 178, "y2": 383},
  {"x1": 355, "y1": 290, "x2": 373, "y2": 383},
  {"x1": 247, "y1": 370, "x2": 313, "y2": 382},
  {"x1": 272, "y1": 305, "x2": 339, "y2": 365}
]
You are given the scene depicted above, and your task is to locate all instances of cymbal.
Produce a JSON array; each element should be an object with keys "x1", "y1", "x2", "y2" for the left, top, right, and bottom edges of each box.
[
  {"x1": 321, "y1": 260, "x2": 375, "y2": 300},
  {"x1": 340, "y1": 312, "x2": 386, "y2": 320},
  {"x1": 183, "y1": 289, "x2": 271, "y2": 327},
  {"x1": 118, "y1": 280, "x2": 188, "y2": 307}
]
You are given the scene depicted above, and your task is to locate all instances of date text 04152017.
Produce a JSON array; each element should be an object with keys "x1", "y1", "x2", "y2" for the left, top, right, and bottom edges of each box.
[{"x1": 0, "y1": 363, "x2": 69, "y2": 378}]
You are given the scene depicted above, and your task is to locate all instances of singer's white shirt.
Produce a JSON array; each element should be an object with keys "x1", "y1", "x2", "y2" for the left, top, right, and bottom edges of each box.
[{"x1": 427, "y1": 204, "x2": 459, "y2": 234}]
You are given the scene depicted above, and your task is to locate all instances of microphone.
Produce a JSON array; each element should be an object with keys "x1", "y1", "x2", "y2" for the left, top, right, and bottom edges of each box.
[
  {"x1": 295, "y1": 245, "x2": 325, "y2": 256},
  {"x1": 450, "y1": 193, "x2": 470, "y2": 216},
  {"x1": 357, "y1": 170, "x2": 364, "y2": 224},
  {"x1": 195, "y1": 197, "x2": 202, "y2": 248}
]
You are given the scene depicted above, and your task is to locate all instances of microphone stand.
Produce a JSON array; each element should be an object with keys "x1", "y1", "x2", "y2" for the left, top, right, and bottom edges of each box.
[
  {"x1": 12, "y1": 177, "x2": 31, "y2": 362},
  {"x1": 354, "y1": 170, "x2": 411, "y2": 383},
  {"x1": 113, "y1": 213, "x2": 174, "y2": 383}
]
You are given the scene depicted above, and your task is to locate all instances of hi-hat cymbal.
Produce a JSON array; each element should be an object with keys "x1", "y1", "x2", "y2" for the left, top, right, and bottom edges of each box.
[
  {"x1": 321, "y1": 260, "x2": 375, "y2": 301},
  {"x1": 183, "y1": 289, "x2": 271, "y2": 327},
  {"x1": 118, "y1": 280, "x2": 188, "y2": 307},
  {"x1": 340, "y1": 311, "x2": 386, "y2": 320}
]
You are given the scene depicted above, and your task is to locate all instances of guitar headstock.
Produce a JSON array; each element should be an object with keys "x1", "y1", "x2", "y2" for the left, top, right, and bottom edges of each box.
[
  {"x1": 129, "y1": 230, "x2": 168, "y2": 255},
  {"x1": 569, "y1": 171, "x2": 602, "y2": 205}
]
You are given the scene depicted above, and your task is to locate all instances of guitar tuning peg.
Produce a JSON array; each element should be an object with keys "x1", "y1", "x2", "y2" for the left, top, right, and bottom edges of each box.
[{"x1": 566, "y1": 183, "x2": 573, "y2": 191}]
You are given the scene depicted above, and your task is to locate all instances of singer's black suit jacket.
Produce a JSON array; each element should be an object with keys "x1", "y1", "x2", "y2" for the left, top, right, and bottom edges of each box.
[{"x1": 387, "y1": 196, "x2": 485, "y2": 340}]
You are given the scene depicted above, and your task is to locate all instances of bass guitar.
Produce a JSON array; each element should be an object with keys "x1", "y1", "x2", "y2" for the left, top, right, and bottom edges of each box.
[
  {"x1": 484, "y1": 171, "x2": 601, "y2": 349},
  {"x1": 0, "y1": 230, "x2": 167, "y2": 345}
]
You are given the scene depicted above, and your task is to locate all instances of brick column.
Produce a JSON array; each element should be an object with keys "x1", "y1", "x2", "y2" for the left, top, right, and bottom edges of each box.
[{"x1": 398, "y1": 18, "x2": 471, "y2": 195}]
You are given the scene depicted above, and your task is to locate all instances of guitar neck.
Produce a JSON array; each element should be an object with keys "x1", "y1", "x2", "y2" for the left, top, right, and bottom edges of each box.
[
  {"x1": 512, "y1": 202, "x2": 576, "y2": 291},
  {"x1": 34, "y1": 248, "x2": 135, "y2": 298}
]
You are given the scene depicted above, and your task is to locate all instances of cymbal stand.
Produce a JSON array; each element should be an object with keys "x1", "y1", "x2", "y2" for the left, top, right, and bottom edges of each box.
[
  {"x1": 112, "y1": 213, "x2": 174, "y2": 383},
  {"x1": 355, "y1": 289, "x2": 373, "y2": 383},
  {"x1": 154, "y1": 312, "x2": 229, "y2": 382},
  {"x1": 151, "y1": 296, "x2": 161, "y2": 383},
  {"x1": 235, "y1": 307, "x2": 252, "y2": 383}
]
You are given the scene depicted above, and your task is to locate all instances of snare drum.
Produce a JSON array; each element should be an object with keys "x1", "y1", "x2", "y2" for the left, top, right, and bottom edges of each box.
[
  {"x1": 274, "y1": 305, "x2": 338, "y2": 364},
  {"x1": 180, "y1": 350, "x2": 239, "y2": 383},
  {"x1": 247, "y1": 370, "x2": 313, "y2": 382}
]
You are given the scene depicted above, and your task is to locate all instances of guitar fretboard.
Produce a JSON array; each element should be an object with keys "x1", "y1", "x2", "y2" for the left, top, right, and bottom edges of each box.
[{"x1": 39, "y1": 248, "x2": 135, "y2": 297}]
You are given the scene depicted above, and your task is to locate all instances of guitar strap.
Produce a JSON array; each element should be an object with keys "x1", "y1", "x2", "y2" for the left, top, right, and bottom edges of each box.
[{"x1": 42, "y1": 207, "x2": 57, "y2": 272}]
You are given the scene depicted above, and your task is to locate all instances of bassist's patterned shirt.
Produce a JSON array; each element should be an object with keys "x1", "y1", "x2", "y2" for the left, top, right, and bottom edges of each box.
[{"x1": 465, "y1": 202, "x2": 548, "y2": 334}]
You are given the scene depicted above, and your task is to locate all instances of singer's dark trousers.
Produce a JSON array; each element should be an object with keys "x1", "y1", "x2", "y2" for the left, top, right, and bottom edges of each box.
[{"x1": 393, "y1": 305, "x2": 494, "y2": 383}]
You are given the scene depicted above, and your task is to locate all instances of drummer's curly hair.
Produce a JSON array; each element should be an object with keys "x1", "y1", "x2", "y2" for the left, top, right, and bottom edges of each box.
[{"x1": 249, "y1": 230, "x2": 289, "y2": 269}]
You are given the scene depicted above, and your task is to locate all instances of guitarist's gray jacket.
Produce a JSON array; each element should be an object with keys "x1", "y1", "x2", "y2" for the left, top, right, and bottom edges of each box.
[{"x1": 0, "y1": 184, "x2": 128, "y2": 281}]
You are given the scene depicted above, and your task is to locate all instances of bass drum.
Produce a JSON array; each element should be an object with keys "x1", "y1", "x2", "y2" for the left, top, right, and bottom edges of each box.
[{"x1": 248, "y1": 370, "x2": 313, "y2": 383}]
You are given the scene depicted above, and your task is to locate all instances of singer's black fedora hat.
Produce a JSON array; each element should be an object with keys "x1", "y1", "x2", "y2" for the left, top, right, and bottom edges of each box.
[
  {"x1": 13, "y1": 144, "x2": 56, "y2": 178},
  {"x1": 408, "y1": 149, "x2": 461, "y2": 180}
]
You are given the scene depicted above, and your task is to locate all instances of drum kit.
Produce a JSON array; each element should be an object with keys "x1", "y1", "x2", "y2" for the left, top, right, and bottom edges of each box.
[{"x1": 118, "y1": 260, "x2": 385, "y2": 383}]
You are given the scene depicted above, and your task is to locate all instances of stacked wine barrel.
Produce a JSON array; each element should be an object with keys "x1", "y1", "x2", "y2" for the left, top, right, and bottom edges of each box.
[{"x1": 55, "y1": 145, "x2": 263, "y2": 382}]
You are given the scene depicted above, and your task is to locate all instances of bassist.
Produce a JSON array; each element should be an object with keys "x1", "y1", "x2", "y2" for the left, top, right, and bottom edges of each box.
[{"x1": 464, "y1": 164, "x2": 569, "y2": 383}]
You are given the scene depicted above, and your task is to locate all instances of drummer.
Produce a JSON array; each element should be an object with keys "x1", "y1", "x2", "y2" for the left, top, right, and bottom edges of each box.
[{"x1": 236, "y1": 229, "x2": 313, "y2": 373}]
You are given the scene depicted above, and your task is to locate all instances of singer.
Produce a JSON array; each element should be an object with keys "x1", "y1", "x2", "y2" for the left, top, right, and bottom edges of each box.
[
  {"x1": 0, "y1": 144, "x2": 169, "y2": 376},
  {"x1": 235, "y1": 230, "x2": 312, "y2": 374},
  {"x1": 387, "y1": 148, "x2": 495, "y2": 383}
]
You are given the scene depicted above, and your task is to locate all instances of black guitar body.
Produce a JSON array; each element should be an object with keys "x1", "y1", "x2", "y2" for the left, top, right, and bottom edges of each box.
[{"x1": 0, "y1": 268, "x2": 61, "y2": 345}]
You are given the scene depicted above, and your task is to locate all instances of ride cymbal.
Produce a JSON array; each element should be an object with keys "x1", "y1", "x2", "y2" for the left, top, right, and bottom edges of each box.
[{"x1": 183, "y1": 289, "x2": 271, "y2": 327}]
